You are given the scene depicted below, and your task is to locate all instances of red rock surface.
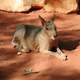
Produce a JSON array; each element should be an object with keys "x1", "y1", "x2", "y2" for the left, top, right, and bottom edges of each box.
[
  {"x1": 0, "y1": 0, "x2": 77, "y2": 13},
  {"x1": 0, "y1": 0, "x2": 45, "y2": 12},
  {"x1": 0, "y1": 10, "x2": 80, "y2": 80},
  {"x1": 44, "y1": 0, "x2": 77, "y2": 13}
]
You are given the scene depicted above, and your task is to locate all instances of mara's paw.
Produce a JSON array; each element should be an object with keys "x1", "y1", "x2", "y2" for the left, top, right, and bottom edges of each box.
[
  {"x1": 60, "y1": 54, "x2": 68, "y2": 61},
  {"x1": 17, "y1": 52, "x2": 22, "y2": 55}
]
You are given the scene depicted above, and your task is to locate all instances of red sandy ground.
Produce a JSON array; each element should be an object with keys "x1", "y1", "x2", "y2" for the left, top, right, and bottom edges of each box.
[{"x1": 0, "y1": 9, "x2": 80, "y2": 80}]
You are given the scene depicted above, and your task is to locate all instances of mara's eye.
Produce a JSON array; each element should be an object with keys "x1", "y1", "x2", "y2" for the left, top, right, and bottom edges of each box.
[{"x1": 46, "y1": 27, "x2": 49, "y2": 30}]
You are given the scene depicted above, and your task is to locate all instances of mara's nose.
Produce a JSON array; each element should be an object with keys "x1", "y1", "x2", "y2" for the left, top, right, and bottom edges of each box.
[{"x1": 54, "y1": 34, "x2": 57, "y2": 37}]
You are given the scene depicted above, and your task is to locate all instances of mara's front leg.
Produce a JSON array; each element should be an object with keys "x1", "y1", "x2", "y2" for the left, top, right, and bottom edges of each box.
[
  {"x1": 17, "y1": 39, "x2": 30, "y2": 55},
  {"x1": 39, "y1": 42, "x2": 67, "y2": 60},
  {"x1": 38, "y1": 39, "x2": 61, "y2": 59},
  {"x1": 56, "y1": 47, "x2": 68, "y2": 60}
]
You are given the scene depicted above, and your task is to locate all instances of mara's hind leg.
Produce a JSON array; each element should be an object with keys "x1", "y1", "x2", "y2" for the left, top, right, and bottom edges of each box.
[{"x1": 17, "y1": 39, "x2": 30, "y2": 55}]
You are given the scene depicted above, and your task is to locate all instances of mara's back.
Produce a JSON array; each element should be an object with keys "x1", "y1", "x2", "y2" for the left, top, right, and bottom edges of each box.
[
  {"x1": 16, "y1": 24, "x2": 42, "y2": 39},
  {"x1": 23, "y1": 24, "x2": 42, "y2": 39}
]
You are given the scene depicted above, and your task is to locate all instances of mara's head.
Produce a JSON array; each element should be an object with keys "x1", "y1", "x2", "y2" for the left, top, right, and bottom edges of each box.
[{"x1": 39, "y1": 15, "x2": 57, "y2": 40}]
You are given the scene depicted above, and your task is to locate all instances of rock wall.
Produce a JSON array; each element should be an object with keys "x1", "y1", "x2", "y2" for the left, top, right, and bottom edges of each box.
[
  {"x1": 44, "y1": 0, "x2": 77, "y2": 13},
  {"x1": 0, "y1": 0, "x2": 45, "y2": 12},
  {"x1": 0, "y1": 0, "x2": 77, "y2": 13}
]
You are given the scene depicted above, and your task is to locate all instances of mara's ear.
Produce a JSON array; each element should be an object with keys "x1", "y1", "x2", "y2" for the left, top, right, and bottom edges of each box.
[
  {"x1": 39, "y1": 15, "x2": 46, "y2": 26},
  {"x1": 50, "y1": 13, "x2": 56, "y2": 21},
  {"x1": 51, "y1": 16, "x2": 55, "y2": 22}
]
